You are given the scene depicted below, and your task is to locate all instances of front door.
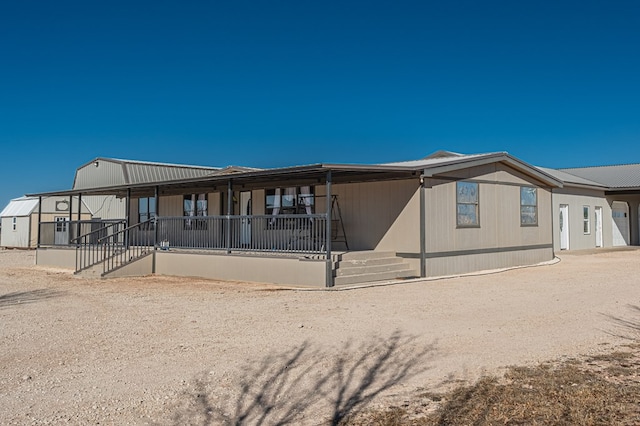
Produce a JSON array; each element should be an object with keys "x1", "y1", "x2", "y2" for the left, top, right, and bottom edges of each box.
[
  {"x1": 595, "y1": 206, "x2": 603, "y2": 247},
  {"x1": 559, "y1": 205, "x2": 569, "y2": 250},
  {"x1": 54, "y1": 217, "x2": 69, "y2": 245},
  {"x1": 240, "y1": 191, "x2": 252, "y2": 246}
]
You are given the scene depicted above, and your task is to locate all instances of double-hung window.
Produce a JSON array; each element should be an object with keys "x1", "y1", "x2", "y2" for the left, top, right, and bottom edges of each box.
[
  {"x1": 520, "y1": 187, "x2": 538, "y2": 226},
  {"x1": 456, "y1": 181, "x2": 479, "y2": 227},
  {"x1": 583, "y1": 206, "x2": 590, "y2": 234},
  {"x1": 184, "y1": 194, "x2": 208, "y2": 230}
]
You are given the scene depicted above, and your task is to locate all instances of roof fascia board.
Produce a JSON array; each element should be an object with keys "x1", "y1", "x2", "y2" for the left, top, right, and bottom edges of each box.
[{"x1": 421, "y1": 154, "x2": 563, "y2": 188}]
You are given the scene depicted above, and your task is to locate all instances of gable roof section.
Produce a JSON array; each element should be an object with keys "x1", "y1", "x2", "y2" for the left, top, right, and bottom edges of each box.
[
  {"x1": 0, "y1": 197, "x2": 39, "y2": 217},
  {"x1": 73, "y1": 157, "x2": 220, "y2": 190},
  {"x1": 559, "y1": 164, "x2": 640, "y2": 189},
  {"x1": 382, "y1": 152, "x2": 563, "y2": 187}
]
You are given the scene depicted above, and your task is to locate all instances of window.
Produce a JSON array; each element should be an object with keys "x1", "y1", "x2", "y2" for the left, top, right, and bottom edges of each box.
[
  {"x1": 266, "y1": 186, "x2": 315, "y2": 215},
  {"x1": 138, "y1": 197, "x2": 156, "y2": 228},
  {"x1": 583, "y1": 206, "x2": 590, "y2": 234},
  {"x1": 184, "y1": 194, "x2": 208, "y2": 230},
  {"x1": 456, "y1": 181, "x2": 479, "y2": 227},
  {"x1": 520, "y1": 187, "x2": 538, "y2": 226},
  {"x1": 12, "y1": 217, "x2": 17, "y2": 231}
]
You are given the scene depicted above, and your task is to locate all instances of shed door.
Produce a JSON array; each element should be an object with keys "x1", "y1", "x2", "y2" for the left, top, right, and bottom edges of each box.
[
  {"x1": 612, "y1": 201, "x2": 630, "y2": 246},
  {"x1": 559, "y1": 205, "x2": 569, "y2": 250},
  {"x1": 594, "y1": 206, "x2": 603, "y2": 248},
  {"x1": 54, "y1": 217, "x2": 69, "y2": 245}
]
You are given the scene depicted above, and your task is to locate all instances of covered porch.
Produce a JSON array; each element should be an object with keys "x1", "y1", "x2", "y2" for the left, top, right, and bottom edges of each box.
[{"x1": 31, "y1": 165, "x2": 421, "y2": 287}]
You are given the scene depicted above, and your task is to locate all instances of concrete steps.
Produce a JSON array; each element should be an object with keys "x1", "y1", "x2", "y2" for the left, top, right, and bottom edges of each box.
[{"x1": 333, "y1": 251, "x2": 417, "y2": 285}]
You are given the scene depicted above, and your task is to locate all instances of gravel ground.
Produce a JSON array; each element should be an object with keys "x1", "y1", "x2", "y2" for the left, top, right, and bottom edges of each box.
[{"x1": 1, "y1": 248, "x2": 639, "y2": 425}]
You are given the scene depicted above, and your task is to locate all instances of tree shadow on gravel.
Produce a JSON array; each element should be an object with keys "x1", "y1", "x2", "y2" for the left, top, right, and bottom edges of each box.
[
  {"x1": 0, "y1": 289, "x2": 64, "y2": 309},
  {"x1": 602, "y1": 304, "x2": 640, "y2": 340},
  {"x1": 169, "y1": 331, "x2": 436, "y2": 425}
]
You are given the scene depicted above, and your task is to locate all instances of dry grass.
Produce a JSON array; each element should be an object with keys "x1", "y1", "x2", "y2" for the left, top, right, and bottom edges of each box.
[{"x1": 343, "y1": 347, "x2": 640, "y2": 426}]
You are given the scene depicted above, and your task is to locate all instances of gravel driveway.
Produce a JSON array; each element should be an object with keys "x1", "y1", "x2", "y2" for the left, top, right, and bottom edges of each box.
[{"x1": 1, "y1": 248, "x2": 639, "y2": 425}]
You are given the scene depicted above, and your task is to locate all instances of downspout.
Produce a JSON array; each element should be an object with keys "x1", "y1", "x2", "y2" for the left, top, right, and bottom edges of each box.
[
  {"x1": 226, "y1": 179, "x2": 232, "y2": 254},
  {"x1": 325, "y1": 170, "x2": 333, "y2": 287},
  {"x1": 419, "y1": 174, "x2": 426, "y2": 278}
]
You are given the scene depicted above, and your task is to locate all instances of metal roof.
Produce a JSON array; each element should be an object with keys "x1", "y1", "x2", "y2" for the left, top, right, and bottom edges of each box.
[
  {"x1": 73, "y1": 157, "x2": 221, "y2": 190},
  {"x1": 559, "y1": 163, "x2": 640, "y2": 189},
  {"x1": 536, "y1": 167, "x2": 606, "y2": 189},
  {"x1": 0, "y1": 197, "x2": 39, "y2": 217},
  {"x1": 28, "y1": 151, "x2": 563, "y2": 198}
]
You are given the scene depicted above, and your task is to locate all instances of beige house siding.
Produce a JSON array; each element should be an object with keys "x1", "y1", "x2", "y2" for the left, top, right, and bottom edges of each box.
[
  {"x1": 423, "y1": 163, "x2": 553, "y2": 276},
  {"x1": 316, "y1": 179, "x2": 420, "y2": 252},
  {"x1": 552, "y1": 188, "x2": 612, "y2": 251}
]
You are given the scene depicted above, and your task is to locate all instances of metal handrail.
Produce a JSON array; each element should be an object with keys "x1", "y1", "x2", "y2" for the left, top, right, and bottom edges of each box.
[{"x1": 71, "y1": 220, "x2": 126, "y2": 244}]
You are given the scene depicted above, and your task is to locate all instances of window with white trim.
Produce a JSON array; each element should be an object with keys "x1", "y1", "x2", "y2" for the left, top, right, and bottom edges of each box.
[
  {"x1": 12, "y1": 217, "x2": 17, "y2": 231},
  {"x1": 520, "y1": 187, "x2": 538, "y2": 226},
  {"x1": 583, "y1": 206, "x2": 590, "y2": 234},
  {"x1": 456, "y1": 181, "x2": 479, "y2": 227}
]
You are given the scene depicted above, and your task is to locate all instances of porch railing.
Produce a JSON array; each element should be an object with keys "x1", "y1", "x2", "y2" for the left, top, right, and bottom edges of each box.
[
  {"x1": 74, "y1": 220, "x2": 127, "y2": 272},
  {"x1": 155, "y1": 214, "x2": 328, "y2": 254},
  {"x1": 39, "y1": 219, "x2": 125, "y2": 247},
  {"x1": 99, "y1": 220, "x2": 155, "y2": 275}
]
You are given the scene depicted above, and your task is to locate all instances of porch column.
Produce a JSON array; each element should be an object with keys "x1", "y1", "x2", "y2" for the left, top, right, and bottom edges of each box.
[
  {"x1": 126, "y1": 189, "x2": 131, "y2": 227},
  {"x1": 76, "y1": 193, "x2": 82, "y2": 244},
  {"x1": 68, "y1": 195, "x2": 73, "y2": 244},
  {"x1": 152, "y1": 186, "x2": 159, "y2": 274},
  {"x1": 419, "y1": 175, "x2": 426, "y2": 278},
  {"x1": 325, "y1": 170, "x2": 333, "y2": 287},
  {"x1": 37, "y1": 196, "x2": 42, "y2": 248},
  {"x1": 226, "y1": 179, "x2": 233, "y2": 253}
]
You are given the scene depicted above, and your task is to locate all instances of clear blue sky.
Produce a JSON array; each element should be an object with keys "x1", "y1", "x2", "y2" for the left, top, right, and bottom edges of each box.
[{"x1": 1, "y1": 1, "x2": 639, "y2": 207}]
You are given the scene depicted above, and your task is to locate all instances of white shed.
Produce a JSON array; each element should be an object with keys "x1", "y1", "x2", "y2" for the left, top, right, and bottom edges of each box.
[{"x1": 0, "y1": 196, "x2": 92, "y2": 248}]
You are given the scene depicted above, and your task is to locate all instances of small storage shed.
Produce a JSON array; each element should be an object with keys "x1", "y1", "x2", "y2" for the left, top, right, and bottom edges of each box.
[{"x1": 0, "y1": 196, "x2": 92, "y2": 248}]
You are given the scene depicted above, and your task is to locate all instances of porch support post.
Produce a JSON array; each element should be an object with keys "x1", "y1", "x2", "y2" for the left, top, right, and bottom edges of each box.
[
  {"x1": 37, "y1": 196, "x2": 42, "y2": 248},
  {"x1": 152, "y1": 186, "x2": 159, "y2": 273},
  {"x1": 76, "y1": 193, "x2": 82, "y2": 245},
  {"x1": 226, "y1": 179, "x2": 232, "y2": 253},
  {"x1": 325, "y1": 170, "x2": 334, "y2": 287},
  {"x1": 126, "y1": 189, "x2": 131, "y2": 227},
  {"x1": 419, "y1": 175, "x2": 426, "y2": 278},
  {"x1": 125, "y1": 189, "x2": 131, "y2": 249},
  {"x1": 68, "y1": 195, "x2": 73, "y2": 244}
]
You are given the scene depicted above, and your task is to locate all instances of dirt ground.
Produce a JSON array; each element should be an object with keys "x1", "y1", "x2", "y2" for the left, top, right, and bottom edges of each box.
[{"x1": 1, "y1": 248, "x2": 639, "y2": 425}]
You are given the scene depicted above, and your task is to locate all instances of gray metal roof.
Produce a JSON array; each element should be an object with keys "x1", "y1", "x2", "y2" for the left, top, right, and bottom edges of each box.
[
  {"x1": 559, "y1": 164, "x2": 640, "y2": 189},
  {"x1": 380, "y1": 152, "x2": 502, "y2": 168},
  {"x1": 0, "y1": 197, "x2": 39, "y2": 217},
  {"x1": 536, "y1": 167, "x2": 606, "y2": 189},
  {"x1": 73, "y1": 157, "x2": 220, "y2": 190}
]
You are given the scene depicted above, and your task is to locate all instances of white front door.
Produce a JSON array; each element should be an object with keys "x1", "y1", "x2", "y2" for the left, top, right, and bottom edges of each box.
[
  {"x1": 594, "y1": 206, "x2": 603, "y2": 247},
  {"x1": 612, "y1": 201, "x2": 630, "y2": 246},
  {"x1": 54, "y1": 217, "x2": 69, "y2": 245},
  {"x1": 559, "y1": 205, "x2": 569, "y2": 250},
  {"x1": 240, "y1": 191, "x2": 252, "y2": 246}
]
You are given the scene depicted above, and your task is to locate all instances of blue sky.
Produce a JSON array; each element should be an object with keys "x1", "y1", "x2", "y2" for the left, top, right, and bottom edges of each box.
[{"x1": 1, "y1": 1, "x2": 639, "y2": 207}]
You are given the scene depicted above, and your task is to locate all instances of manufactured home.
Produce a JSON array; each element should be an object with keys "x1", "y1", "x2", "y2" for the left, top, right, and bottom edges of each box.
[{"x1": 31, "y1": 151, "x2": 564, "y2": 287}]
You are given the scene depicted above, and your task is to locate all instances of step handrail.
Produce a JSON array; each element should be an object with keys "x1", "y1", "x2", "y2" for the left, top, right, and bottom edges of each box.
[{"x1": 99, "y1": 218, "x2": 155, "y2": 275}]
